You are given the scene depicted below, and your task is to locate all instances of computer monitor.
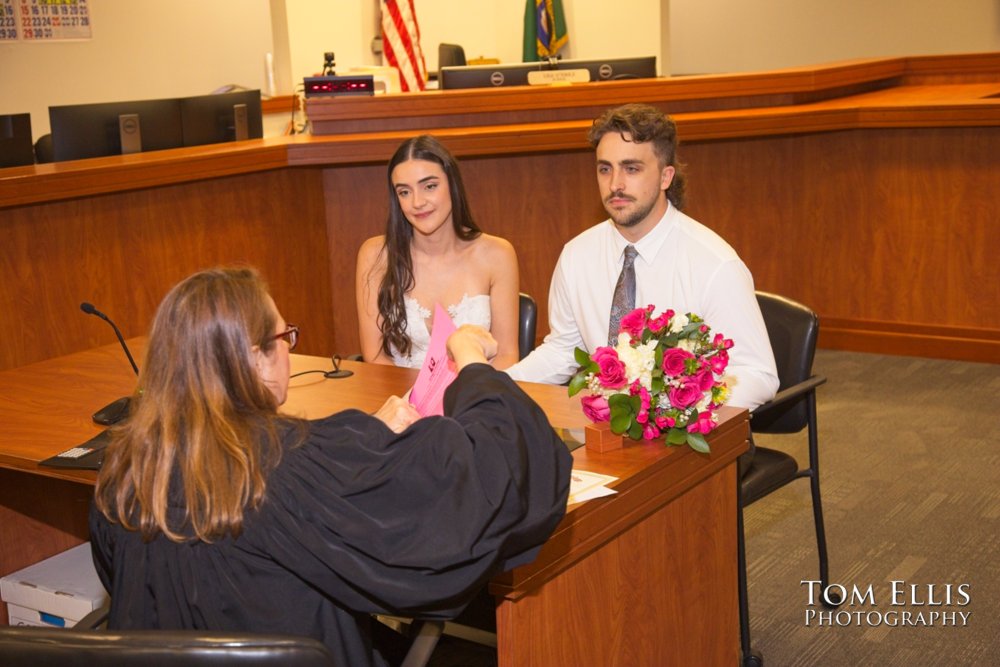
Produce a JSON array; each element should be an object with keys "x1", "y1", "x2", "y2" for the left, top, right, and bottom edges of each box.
[
  {"x1": 0, "y1": 113, "x2": 35, "y2": 168},
  {"x1": 179, "y1": 90, "x2": 263, "y2": 147},
  {"x1": 49, "y1": 98, "x2": 184, "y2": 162},
  {"x1": 440, "y1": 55, "x2": 657, "y2": 90}
]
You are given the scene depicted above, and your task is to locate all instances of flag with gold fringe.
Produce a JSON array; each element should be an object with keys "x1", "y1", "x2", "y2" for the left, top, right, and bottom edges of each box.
[
  {"x1": 381, "y1": 0, "x2": 428, "y2": 91},
  {"x1": 523, "y1": 0, "x2": 568, "y2": 62}
]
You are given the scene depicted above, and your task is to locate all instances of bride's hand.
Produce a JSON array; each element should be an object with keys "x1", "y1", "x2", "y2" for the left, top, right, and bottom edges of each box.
[{"x1": 447, "y1": 325, "x2": 497, "y2": 370}]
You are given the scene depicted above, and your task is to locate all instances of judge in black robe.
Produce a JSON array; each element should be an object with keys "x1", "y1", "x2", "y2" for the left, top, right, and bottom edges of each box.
[{"x1": 89, "y1": 268, "x2": 572, "y2": 667}]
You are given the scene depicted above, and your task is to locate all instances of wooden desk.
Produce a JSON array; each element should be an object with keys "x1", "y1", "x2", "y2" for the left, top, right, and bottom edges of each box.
[{"x1": 0, "y1": 343, "x2": 747, "y2": 665}]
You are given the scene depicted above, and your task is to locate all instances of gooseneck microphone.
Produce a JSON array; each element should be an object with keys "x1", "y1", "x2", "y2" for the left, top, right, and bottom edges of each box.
[
  {"x1": 81, "y1": 302, "x2": 139, "y2": 375},
  {"x1": 80, "y1": 302, "x2": 139, "y2": 425}
]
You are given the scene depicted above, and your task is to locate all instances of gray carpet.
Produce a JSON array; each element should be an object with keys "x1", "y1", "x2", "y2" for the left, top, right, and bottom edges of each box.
[{"x1": 746, "y1": 350, "x2": 1000, "y2": 666}]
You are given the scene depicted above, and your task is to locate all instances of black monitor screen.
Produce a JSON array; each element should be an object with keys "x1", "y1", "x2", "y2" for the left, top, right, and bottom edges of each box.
[
  {"x1": 179, "y1": 90, "x2": 263, "y2": 147},
  {"x1": 440, "y1": 56, "x2": 657, "y2": 90},
  {"x1": 0, "y1": 113, "x2": 35, "y2": 168},
  {"x1": 49, "y1": 99, "x2": 184, "y2": 162}
]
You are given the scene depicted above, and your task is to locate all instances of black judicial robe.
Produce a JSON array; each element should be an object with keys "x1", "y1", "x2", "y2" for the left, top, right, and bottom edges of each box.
[{"x1": 89, "y1": 364, "x2": 572, "y2": 667}]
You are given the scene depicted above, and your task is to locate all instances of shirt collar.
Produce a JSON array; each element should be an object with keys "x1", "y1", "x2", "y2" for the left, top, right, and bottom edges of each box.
[{"x1": 609, "y1": 202, "x2": 677, "y2": 263}]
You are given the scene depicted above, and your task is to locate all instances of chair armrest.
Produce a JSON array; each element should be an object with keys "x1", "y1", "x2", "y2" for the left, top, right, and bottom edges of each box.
[{"x1": 751, "y1": 375, "x2": 827, "y2": 418}]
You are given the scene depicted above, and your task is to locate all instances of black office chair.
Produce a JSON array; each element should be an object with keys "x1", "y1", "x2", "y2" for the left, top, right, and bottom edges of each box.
[
  {"x1": 33, "y1": 133, "x2": 54, "y2": 164},
  {"x1": 438, "y1": 43, "x2": 467, "y2": 80},
  {"x1": 0, "y1": 626, "x2": 338, "y2": 667},
  {"x1": 737, "y1": 292, "x2": 840, "y2": 667},
  {"x1": 0, "y1": 605, "x2": 443, "y2": 667},
  {"x1": 517, "y1": 292, "x2": 538, "y2": 360}
]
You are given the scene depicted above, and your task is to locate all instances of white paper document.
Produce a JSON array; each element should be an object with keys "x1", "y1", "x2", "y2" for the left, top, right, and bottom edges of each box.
[{"x1": 568, "y1": 469, "x2": 618, "y2": 505}]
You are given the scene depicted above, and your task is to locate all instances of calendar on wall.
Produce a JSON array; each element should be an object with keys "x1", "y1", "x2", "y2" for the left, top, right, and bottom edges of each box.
[{"x1": 0, "y1": 0, "x2": 92, "y2": 42}]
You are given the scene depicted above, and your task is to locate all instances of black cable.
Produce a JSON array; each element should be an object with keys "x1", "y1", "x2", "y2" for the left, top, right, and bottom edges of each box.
[{"x1": 290, "y1": 354, "x2": 354, "y2": 380}]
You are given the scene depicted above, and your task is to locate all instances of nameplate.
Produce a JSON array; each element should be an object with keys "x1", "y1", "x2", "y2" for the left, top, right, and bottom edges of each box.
[{"x1": 527, "y1": 69, "x2": 591, "y2": 86}]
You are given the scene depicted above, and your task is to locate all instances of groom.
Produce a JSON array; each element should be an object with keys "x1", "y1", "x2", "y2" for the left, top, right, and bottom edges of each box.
[{"x1": 506, "y1": 103, "x2": 778, "y2": 410}]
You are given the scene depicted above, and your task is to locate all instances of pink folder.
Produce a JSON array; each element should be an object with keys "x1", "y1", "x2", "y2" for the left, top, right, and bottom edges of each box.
[{"x1": 408, "y1": 304, "x2": 458, "y2": 416}]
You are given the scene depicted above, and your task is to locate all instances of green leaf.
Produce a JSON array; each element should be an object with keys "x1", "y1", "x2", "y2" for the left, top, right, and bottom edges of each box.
[
  {"x1": 687, "y1": 432, "x2": 711, "y2": 454},
  {"x1": 568, "y1": 372, "x2": 588, "y2": 397},
  {"x1": 574, "y1": 347, "x2": 592, "y2": 366},
  {"x1": 608, "y1": 393, "x2": 632, "y2": 410},
  {"x1": 666, "y1": 428, "x2": 688, "y2": 445},
  {"x1": 610, "y1": 413, "x2": 631, "y2": 434},
  {"x1": 628, "y1": 421, "x2": 643, "y2": 440}
]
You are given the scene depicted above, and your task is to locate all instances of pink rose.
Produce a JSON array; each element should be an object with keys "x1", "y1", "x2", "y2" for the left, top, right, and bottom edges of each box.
[
  {"x1": 687, "y1": 410, "x2": 716, "y2": 434},
  {"x1": 619, "y1": 306, "x2": 652, "y2": 339},
  {"x1": 642, "y1": 423, "x2": 661, "y2": 440},
  {"x1": 668, "y1": 377, "x2": 703, "y2": 409},
  {"x1": 709, "y1": 349, "x2": 729, "y2": 375},
  {"x1": 647, "y1": 311, "x2": 672, "y2": 333},
  {"x1": 662, "y1": 347, "x2": 694, "y2": 376},
  {"x1": 635, "y1": 386, "x2": 652, "y2": 424},
  {"x1": 713, "y1": 333, "x2": 734, "y2": 350},
  {"x1": 655, "y1": 415, "x2": 676, "y2": 429},
  {"x1": 592, "y1": 347, "x2": 627, "y2": 388},
  {"x1": 581, "y1": 394, "x2": 610, "y2": 423},
  {"x1": 694, "y1": 367, "x2": 716, "y2": 392}
]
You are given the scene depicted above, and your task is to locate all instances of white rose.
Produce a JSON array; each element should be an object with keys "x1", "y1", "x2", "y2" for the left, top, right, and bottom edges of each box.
[
  {"x1": 615, "y1": 338, "x2": 657, "y2": 389},
  {"x1": 669, "y1": 313, "x2": 689, "y2": 333}
]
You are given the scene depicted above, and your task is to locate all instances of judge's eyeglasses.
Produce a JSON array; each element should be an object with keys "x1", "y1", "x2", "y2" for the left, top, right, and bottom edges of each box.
[{"x1": 270, "y1": 325, "x2": 299, "y2": 351}]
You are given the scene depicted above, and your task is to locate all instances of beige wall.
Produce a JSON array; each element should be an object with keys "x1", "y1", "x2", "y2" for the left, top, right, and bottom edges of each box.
[{"x1": 670, "y1": 0, "x2": 1000, "y2": 74}]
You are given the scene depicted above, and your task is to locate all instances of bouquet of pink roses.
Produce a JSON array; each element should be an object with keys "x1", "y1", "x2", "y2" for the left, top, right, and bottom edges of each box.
[{"x1": 568, "y1": 305, "x2": 733, "y2": 453}]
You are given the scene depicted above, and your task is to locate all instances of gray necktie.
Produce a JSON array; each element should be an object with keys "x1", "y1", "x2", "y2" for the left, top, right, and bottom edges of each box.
[{"x1": 608, "y1": 245, "x2": 638, "y2": 345}]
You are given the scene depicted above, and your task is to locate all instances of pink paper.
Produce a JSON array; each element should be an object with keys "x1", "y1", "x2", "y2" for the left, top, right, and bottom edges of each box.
[{"x1": 409, "y1": 304, "x2": 458, "y2": 416}]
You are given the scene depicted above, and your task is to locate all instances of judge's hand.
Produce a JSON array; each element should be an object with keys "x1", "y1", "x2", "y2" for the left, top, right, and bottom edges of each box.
[
  {"x1": 373, "y1": 395, "x2": 421, "y2": 433},
  {"x1": 447, "y1": 325, "x2": 497, "y2": 371}
]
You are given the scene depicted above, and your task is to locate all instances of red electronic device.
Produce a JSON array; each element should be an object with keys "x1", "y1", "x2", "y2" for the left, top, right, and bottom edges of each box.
[{"x1": 303, "y1": 75, "x2": 376, "y2": 98}]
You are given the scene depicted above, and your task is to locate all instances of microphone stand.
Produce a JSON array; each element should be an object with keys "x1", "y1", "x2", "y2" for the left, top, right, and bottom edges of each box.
[{"x1": 80, "y1": 302, "x2": 139, "y2": 425}]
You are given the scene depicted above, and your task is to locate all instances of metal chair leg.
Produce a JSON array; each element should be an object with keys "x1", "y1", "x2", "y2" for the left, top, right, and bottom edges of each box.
[
  {"x1": 738, "y1": 472, "x2": 764, "y2": 667},
  {"x1": 805, "y1": 395, "x2": 842, "y2": 609}
]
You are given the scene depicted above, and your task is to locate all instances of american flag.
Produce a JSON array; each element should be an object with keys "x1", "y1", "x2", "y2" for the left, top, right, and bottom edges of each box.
[{"x1": 381, "y1": 0, "x2": 427, "y2": 92}]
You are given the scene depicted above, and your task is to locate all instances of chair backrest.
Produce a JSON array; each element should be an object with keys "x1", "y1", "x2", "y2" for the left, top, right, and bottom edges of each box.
[
  {"x1": 34, "y1": 133, "x2": 54, "y2": 164},
  {"x1": 0, "y1": 627, "x2": 336, "y2": 667},
  {"x1": 752, "y1": 291, "x2": 819, "y2": 434},
  {"x1": 438, "y1": 43, "x2": 467, "y2": 71},
  {"x1": 518, "y1": 292, "x2": 538, "y2": 360}
]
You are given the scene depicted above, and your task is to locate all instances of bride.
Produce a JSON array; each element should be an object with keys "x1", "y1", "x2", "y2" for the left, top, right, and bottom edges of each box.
[{"x1": 355, "y1": 135, "x2": 520, "y2": 369}]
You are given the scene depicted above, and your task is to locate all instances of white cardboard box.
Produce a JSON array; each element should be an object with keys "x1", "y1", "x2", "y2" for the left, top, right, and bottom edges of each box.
[{"x1": 1, "y1": 542, "x2": 109, "y2": 628}]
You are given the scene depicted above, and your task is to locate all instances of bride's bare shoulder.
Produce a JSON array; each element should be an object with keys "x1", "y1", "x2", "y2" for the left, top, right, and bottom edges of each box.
[{"x1": 472, "y1": 233, "x2": 517, "y2": 263}]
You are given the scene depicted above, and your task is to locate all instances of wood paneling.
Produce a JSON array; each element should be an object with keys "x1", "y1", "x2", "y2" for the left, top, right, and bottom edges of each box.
[
  {"x1": 683, "y1": 127, "x2": 1000, "y2": 361},
  {"x1": 0, "y1": 169, "x2": 334, "y2": 371},
  {"x1": 495, "y1": 465, "x2": 739, "y2": 667},
  {"x1": 306, "y1": 53, "x2": 1000, "y2": 136}
]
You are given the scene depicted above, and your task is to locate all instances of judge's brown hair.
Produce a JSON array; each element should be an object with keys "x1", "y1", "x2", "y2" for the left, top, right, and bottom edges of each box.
[
  {"x1": 94, "y1": 267, "x2": 292, "y2": 543},
  {"x1": 588, "y1": 103, "x2": 687, "y2": 210}
]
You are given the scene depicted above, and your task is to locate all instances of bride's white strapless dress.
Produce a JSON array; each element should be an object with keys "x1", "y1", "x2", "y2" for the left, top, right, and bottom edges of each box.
[{"x1": 390, "y1": 294, "x2": 491, "y2": 368}]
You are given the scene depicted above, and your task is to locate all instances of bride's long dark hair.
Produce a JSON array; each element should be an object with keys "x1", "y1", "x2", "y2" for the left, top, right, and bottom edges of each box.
[{"x1": 376, "y1": 135, "x2": 482, "y2": 358}]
